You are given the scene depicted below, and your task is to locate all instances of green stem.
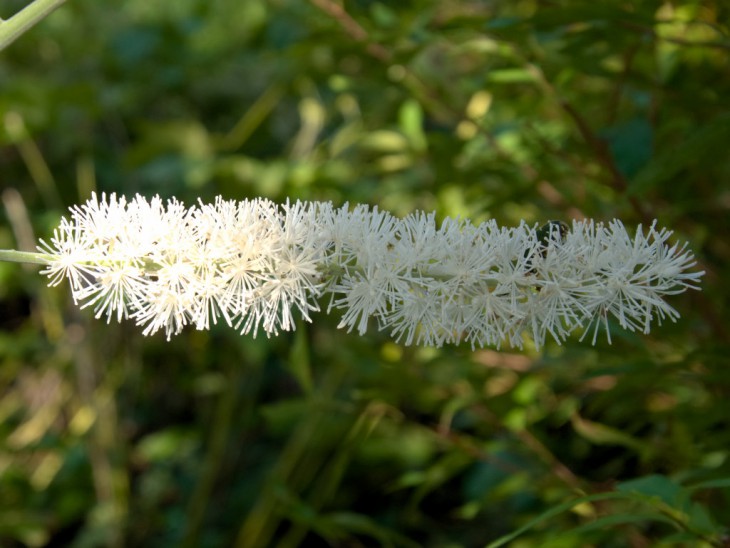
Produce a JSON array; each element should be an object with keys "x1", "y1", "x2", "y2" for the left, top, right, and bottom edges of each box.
[
  {"x1": 0, "y1": 249, "x2": 54, "y2": 265},
  {"x1": 318, "y1": 261, "x2": 506, "y2": 288},
  {"x1": 181, "y1": 363, "x2": 242, "y2": 548},
  {"x1": 0, "y1": 0, "x2": 68, "y2": 51}
]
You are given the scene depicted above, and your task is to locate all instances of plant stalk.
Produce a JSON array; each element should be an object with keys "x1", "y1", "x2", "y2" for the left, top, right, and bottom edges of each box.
[
  {"x1": 0, "y1": 249, "x2": 53, "y2": 265},
  {"x1": 0, "y1": 0, "x2": 68, "y2": 51}
]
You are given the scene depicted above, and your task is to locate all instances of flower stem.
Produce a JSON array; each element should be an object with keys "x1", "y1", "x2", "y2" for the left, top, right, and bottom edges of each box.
[
  {"x1": 0, "y1": 0, "x2": 68, "y2": 51},
  {"x1": 0, "y1": 249, "x2": 54, "y2": 266}
]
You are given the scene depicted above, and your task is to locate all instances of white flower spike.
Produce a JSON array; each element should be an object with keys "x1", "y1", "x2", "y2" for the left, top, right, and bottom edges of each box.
[{"x1": 33, "y1": 193, "x2": 703, "y2": 348}]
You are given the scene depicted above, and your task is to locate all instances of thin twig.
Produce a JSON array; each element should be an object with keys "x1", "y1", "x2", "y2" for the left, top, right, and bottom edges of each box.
[
  {"x1": 558, "y1": 100, "x2": 653, "y2": 224},
  {"x1": 0, "y1": 0, "x2": 68, "y2": 50},
  {"x1": 308, "y1": 0, "x2": 539, "y2": 181},
  {"x1": 621, "y1": 20, "x2": 730, "y2": 52},
  {"x1": 308, "y1": 0, "x2": 392, "y2": 62}
]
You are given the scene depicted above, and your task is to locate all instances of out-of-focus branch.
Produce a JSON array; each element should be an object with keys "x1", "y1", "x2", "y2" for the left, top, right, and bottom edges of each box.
[
  {"x1": 308, "y1": 0, "x2": 392, "y2": 62},
  {"x1": 621, "y1": 19, "x2": 730, "y2": 51},
  {"x1": 0, "y1": 0, "x2": 68, "y2": 51},
  {"x1": 307, "y1": 0, "x2": 537, "y2": 179}
]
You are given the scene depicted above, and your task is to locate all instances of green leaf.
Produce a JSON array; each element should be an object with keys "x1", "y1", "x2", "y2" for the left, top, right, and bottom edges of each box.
[
  {"x1": 617, "y1": 475, "x2": 721, "y2": 537},
  {"x1": 628, "y1": 114, "x2": 730, "y2": 195},
  {"x1": 360, "y1": 130, "x2": 410, "y2": 152},
  {"x1": 601, "y1": 118, "x2": 653, "y2": 179},
  {"x1": 568, "y1": 511, "x2": 678, "y2": 535},
  {"x1": 485, "y1": 492, "x2": 626, "y2": 548},
  {"x1": 570, "y1": 413, "x2": 652, "y2": 458},
  {"x1": 136, "y1": 428, "x2": 198, "y2": 462},
  {"x1": 326, "y1": 512, "x2": 421, "y2": 548},
  {"x1": 616, "y1": 475, "x2": 684, "y2": 506},
  {"x1": 398, "y1": 99, "x2": 427, "y2": 153},
  {"x1": 486, "y1": 68, "x2": 536, "y2": 84},
  {"x1": 687, "y1": 477, "x2": 730, "y2": 492}
]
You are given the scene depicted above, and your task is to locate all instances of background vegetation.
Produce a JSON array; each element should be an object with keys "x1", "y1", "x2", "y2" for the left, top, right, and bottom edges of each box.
[{"x1": 1, "y1": 0, "x2": 729, "y2": 546}]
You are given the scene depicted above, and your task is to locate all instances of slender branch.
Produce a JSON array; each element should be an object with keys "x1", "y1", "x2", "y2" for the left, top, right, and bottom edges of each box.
[
  {"x1": 308, "y1": 0, "x2": 392, "y2": 62},
  {"x1": 621, "y1": 20, "x2": 730, "y2": 52},
  {"x1": 560, "y1": 99, "x2": 652, "y2": 225},
  {"x1": 307, "y1": 0, "x2": 537, "y2": 180},
  {"x1": 524, "y1": 57, "x2": 654, "y2": 224},
  {"x1": 0, "y1": 0, "x2": 68, "y2": 51}
]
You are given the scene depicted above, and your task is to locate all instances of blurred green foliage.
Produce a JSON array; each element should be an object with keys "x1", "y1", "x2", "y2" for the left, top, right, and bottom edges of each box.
[{"x1": 1, "y1": 0, "x2": 729, "y2": 546}]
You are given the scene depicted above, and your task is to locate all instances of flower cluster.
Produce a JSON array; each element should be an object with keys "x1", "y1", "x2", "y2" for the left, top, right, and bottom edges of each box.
[{"x1": 37, "y1": 193, "x2": 703, "y2": 348}]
